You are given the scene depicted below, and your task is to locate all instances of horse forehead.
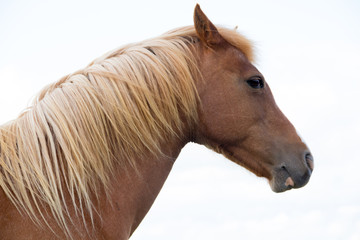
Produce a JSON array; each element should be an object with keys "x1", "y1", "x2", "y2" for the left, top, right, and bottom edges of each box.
[
  {"x1": 197, "y1": 48, "x2": 235, "y2": 71},
  {"x1": 210, "y1": 45, "x2": 254, "y2": 71}
]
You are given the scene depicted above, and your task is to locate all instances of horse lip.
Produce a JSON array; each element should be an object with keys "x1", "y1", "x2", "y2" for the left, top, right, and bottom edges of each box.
[{"x1": 270, "y1": 165, "x2": 293, "y2": 192}]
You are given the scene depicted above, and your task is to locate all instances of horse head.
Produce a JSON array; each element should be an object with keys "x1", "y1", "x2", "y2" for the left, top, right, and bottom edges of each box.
[{"x1": 192, "y1": 5, "x2": 313, "y2": 192}]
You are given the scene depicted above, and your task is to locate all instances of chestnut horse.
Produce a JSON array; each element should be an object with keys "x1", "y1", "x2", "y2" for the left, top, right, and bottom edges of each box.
[{"x1": 0, "y1": 5, "x2": 313, "y2": 240}]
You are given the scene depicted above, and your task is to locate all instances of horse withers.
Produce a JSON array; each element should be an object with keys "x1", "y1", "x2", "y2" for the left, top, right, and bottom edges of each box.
[{"x1": 0, "y1": 4, "x2": 313, "y2": 240}]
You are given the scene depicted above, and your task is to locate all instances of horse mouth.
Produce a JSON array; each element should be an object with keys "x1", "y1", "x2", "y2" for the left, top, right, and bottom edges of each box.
[
  {"x1": 270, "y1": 163, "x2": 312, "y2": 193},
  {"x1": 269, "y1": 166, "x2": 294, "y2": 192}
]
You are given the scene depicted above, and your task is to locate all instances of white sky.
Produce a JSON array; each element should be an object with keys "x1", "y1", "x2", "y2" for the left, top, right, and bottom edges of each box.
[{"x1": 1, "y1": 0, "x2": 360, "y2": 239}]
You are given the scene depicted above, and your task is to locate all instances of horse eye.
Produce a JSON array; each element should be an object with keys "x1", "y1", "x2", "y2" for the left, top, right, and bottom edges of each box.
[{"x1": 246, "y1": 77, "x2": 264, "y2": 89}]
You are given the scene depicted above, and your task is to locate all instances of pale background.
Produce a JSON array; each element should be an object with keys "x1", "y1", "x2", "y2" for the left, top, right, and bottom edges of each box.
[{"x1": 0, "y1": 0, "x2": 359, "y2": 239}]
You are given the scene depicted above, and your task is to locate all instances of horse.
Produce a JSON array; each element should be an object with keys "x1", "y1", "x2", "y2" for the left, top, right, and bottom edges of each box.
[{"x1": 0, "y1": 5, "x2": 313, "y2": 240}]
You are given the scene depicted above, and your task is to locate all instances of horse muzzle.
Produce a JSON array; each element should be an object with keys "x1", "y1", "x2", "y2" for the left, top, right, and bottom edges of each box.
[{"x1": 270, "y1": 152, "x2": 314, "y2": 193}]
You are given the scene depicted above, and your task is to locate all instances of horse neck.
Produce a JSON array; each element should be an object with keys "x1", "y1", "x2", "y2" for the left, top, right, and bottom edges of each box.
[
  {"x1": 0, "y1": 110, "x2": 192, "y2": 240},
  {"x1": 99, "y1": 132, "x2": 187, "y2": 238}
]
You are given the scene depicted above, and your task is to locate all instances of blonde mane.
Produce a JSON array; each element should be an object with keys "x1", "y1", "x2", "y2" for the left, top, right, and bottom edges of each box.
[{"x1": 0, "y1": 26, "x2": 253, "y2": 237}]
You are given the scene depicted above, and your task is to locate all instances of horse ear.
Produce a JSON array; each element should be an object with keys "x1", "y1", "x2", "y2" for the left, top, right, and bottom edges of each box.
[{"x1": 193, "y1": 4, "x2": 224, "y2": 47}]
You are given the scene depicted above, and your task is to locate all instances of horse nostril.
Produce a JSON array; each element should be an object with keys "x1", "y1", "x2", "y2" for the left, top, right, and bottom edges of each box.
[{"x1": 305, "y1": 153, "x2": 314, "y2": 172}]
